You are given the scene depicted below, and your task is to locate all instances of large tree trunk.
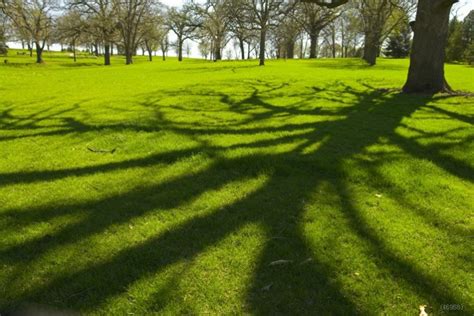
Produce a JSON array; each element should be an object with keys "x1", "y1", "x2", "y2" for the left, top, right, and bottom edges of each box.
[
  {"x1": 162, "y1": 50, "x2": 166, "y2": 61},
  {"x1": 35, "y1": 42, "x2": 43, "y2": 64},
  {"x1": 309, "y1": 32, "x2": 319, "y2": 58},
  {"x1": 362, "y1": 30, "x2": 380, "y2": 65},
  {"x1": 259, "y1": 28, "x2": 266, "y2": 66},
  {"x1": 403, "y1": 0, "x2": 456, "y2": 94},
  {"x1": 104, "y1": 44, "x2": 111, "y2": 65}
]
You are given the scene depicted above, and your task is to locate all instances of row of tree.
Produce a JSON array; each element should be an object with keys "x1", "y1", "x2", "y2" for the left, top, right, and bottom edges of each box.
[
  {"x1": 0, "y1": 0, "x2": 420, "y2": 66},
  {"x1": 0, "y1": 0, "x2": 470, "y2": 93}
]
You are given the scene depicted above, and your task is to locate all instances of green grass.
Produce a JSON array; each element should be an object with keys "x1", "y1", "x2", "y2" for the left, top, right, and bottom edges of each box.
[{"x1": 0, "y1": 51, "x2": 473, "y2": 315}]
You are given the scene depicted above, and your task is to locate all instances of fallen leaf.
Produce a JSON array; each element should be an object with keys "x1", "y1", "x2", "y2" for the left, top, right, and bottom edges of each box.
[{"x1": 375, "y1": 194, "x2": 382, "y2": 198}]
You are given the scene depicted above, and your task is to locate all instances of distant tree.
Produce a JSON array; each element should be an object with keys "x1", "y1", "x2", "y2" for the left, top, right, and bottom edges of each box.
[
  {"x1": 355, "y1": 0, "x2": 415, "y2": 65},
  {"x1": 276, "y1": 10, "x2": 302, "y2": 59},
  {"x1": 71, "y1": 0, "x2": 117, "y2": 65},
  {"x1": 198, "y1": 38, "x2": 210, "y2": 59},
  {"x1": 197, "y1": 0, "x2": 231, "y2": 61},
  {"x1": 141, "y1": 9, "x2": 165, "y2": 62},
  {"x1": 56, "y1": 9, "x2": 88, "y2": 62},
  {"x1": 384, "y1": 23, "x2": 411, "y2": 58},
  {"x1": 225, "y1": 47, "x2": 232, "y2": 59},
  {"x1": 114, "y1": 0, "x2": 157, "y2": 64},
  {"x1": 465, "y1": 41, "x2": 474, "y2": 64},
  {"x1": 462, "y1": 10, "x2": 473, "y2": 46},
  {"x1": 166, "y1": 4, "x2": 201, "y2": 61},
  {"x1": 185, "y1": 40, "x2": 191, "y2": 57},
  {"x1": 295, "y1": 2, "x2": 339, "y2": 58},
  {"x1": 446, "y1": 16, "x2": 464, "y2": 62},
  {"x1": 160, "y1": 34, "x2": 169, "y2": 60},
  {"x1": 242, "y1": 0, "x2": 288, "y2": 66},
  {"x1": 1, "y1": 0, "x2": 56, "y2": 63},
  {"x1": 228, "y1": 0, "x2": 252, "y2": 60}
]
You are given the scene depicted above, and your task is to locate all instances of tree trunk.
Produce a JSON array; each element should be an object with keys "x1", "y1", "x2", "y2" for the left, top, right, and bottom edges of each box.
[
  {"x1": 403, "y1": 0, "x2": 456, "y2": 94},
  {"x1": 214, "y1": 45, "x2": 221, "y2": 61},
  {"x1": 162, "y1": 50, "x2": 166, "y2": 61},
  {"x1": 125, "y1": 43, "x2": 133, "y2": 64},
  {"x1": 286, "y1": 40, "x2": 295, "y2": 59},
  {"x1": 126, "y1": 52, "x2": 133, "y2": 64},
  {"x1": 28, "y1": 42, "x2": 33, "y2": 57},
  {"x1": 362, "y1": 31, "x2": 379, "y2": 65},
  {"x1": 148, "y1": 49, "x2": 153, "y2": 61},
  {"x1": 178, "y1": 38, "x2": 183, "y2": 61},
  {"x1": 309, "y1": 32, "x2": 319, "y2": 58},
  {"x1": 239, "y1": 38, "x2": 245, "y2": 60},
  {"x1": 35, "y1": 42, "x2": 43, "y2": 64},
  {"x1": 104, "y1": 44, "x2": 111, "y2": 66},
  {"x1": 247, "y1": 42, "x2": 251, "y2": 59},
  {"x1": 259, "y1": 28, "x2": 266, "y2": 66},
  {"x1": 300, "y1": 37, "x2": 304, "y2": 59},
  {"x1": 331, "y1": 28, "x2": 336, "y2": 58},
  {"x1": 94, "y1": 43, "x2": 99, "y2": 57},
  {"x1": 73, "y1": 40, "x2": 76, "y2": 62}
]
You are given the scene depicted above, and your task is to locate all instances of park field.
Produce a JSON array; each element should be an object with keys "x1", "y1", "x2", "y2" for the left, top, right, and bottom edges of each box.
[{"x1": 0, "y1": 52, "x2": 473, "y2": 315}]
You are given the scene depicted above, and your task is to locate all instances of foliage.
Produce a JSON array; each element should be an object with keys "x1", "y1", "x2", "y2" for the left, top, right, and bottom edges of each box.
[
  {"x1": 446, "y1": 17, "x2": 465, "y2": 62},
  {"x1": 383, "y1": 23, "x2": 411, "y2": 58}
]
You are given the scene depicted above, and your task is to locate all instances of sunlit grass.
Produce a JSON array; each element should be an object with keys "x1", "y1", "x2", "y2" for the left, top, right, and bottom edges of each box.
[{"x1": 0, "y1": 51, "x2": 473, "y2": 315}]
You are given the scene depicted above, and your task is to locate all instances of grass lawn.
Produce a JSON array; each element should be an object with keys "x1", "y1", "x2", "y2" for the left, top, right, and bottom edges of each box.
[{"x1": 0, "y1": 51, "x2": 473, "y2": 315}]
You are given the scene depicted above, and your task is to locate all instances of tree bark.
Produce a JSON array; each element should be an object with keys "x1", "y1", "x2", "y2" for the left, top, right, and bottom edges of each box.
[
  {"x1": 28, "y1": 42, "x2": 33, "y2": 57},
  {"x1": 93, "y1": 43, "x2": 99, "y2": 57},
  {"x1": 148, "y1": 49, "x2": 153, "y2": 61},
  {"x1": 214, "y1": 45, "x2": 221, "y2": 61},
  {"x1": 286, "y1": 40, "x2": 295, "y2": 59},
  {"x1": 259, "y1": 28, "x2": 266, "y2": 66},
  {"x1": 35, "y1": 42, "x2": 43, "y2": 64},
  {"x1": 362, "y1": 31, "x2": 379, "y2": 65},
  {"x1": 104, "y1": 44, "x2": 111, "y2": 65},
  {"x1": 403, "y1": 0, "x2": 456, "y2": 93},
  {"x1": 72, "y1": 40, "x2": 76, "y2": 62},
  {"x1": 178, "y1": 38, "x2": 183, "y2": 61},
  {"x1": 239, "y1": 38, "x2": 245, "y2": 60},
  {"x1": 309, "y1": 32, "x2": 319, "y2": 58}
]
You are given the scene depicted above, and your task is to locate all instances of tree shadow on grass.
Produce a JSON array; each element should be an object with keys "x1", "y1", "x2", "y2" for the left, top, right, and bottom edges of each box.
[{"x1": 0, "y1": 81, "x2": 473, "y2": 314}]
